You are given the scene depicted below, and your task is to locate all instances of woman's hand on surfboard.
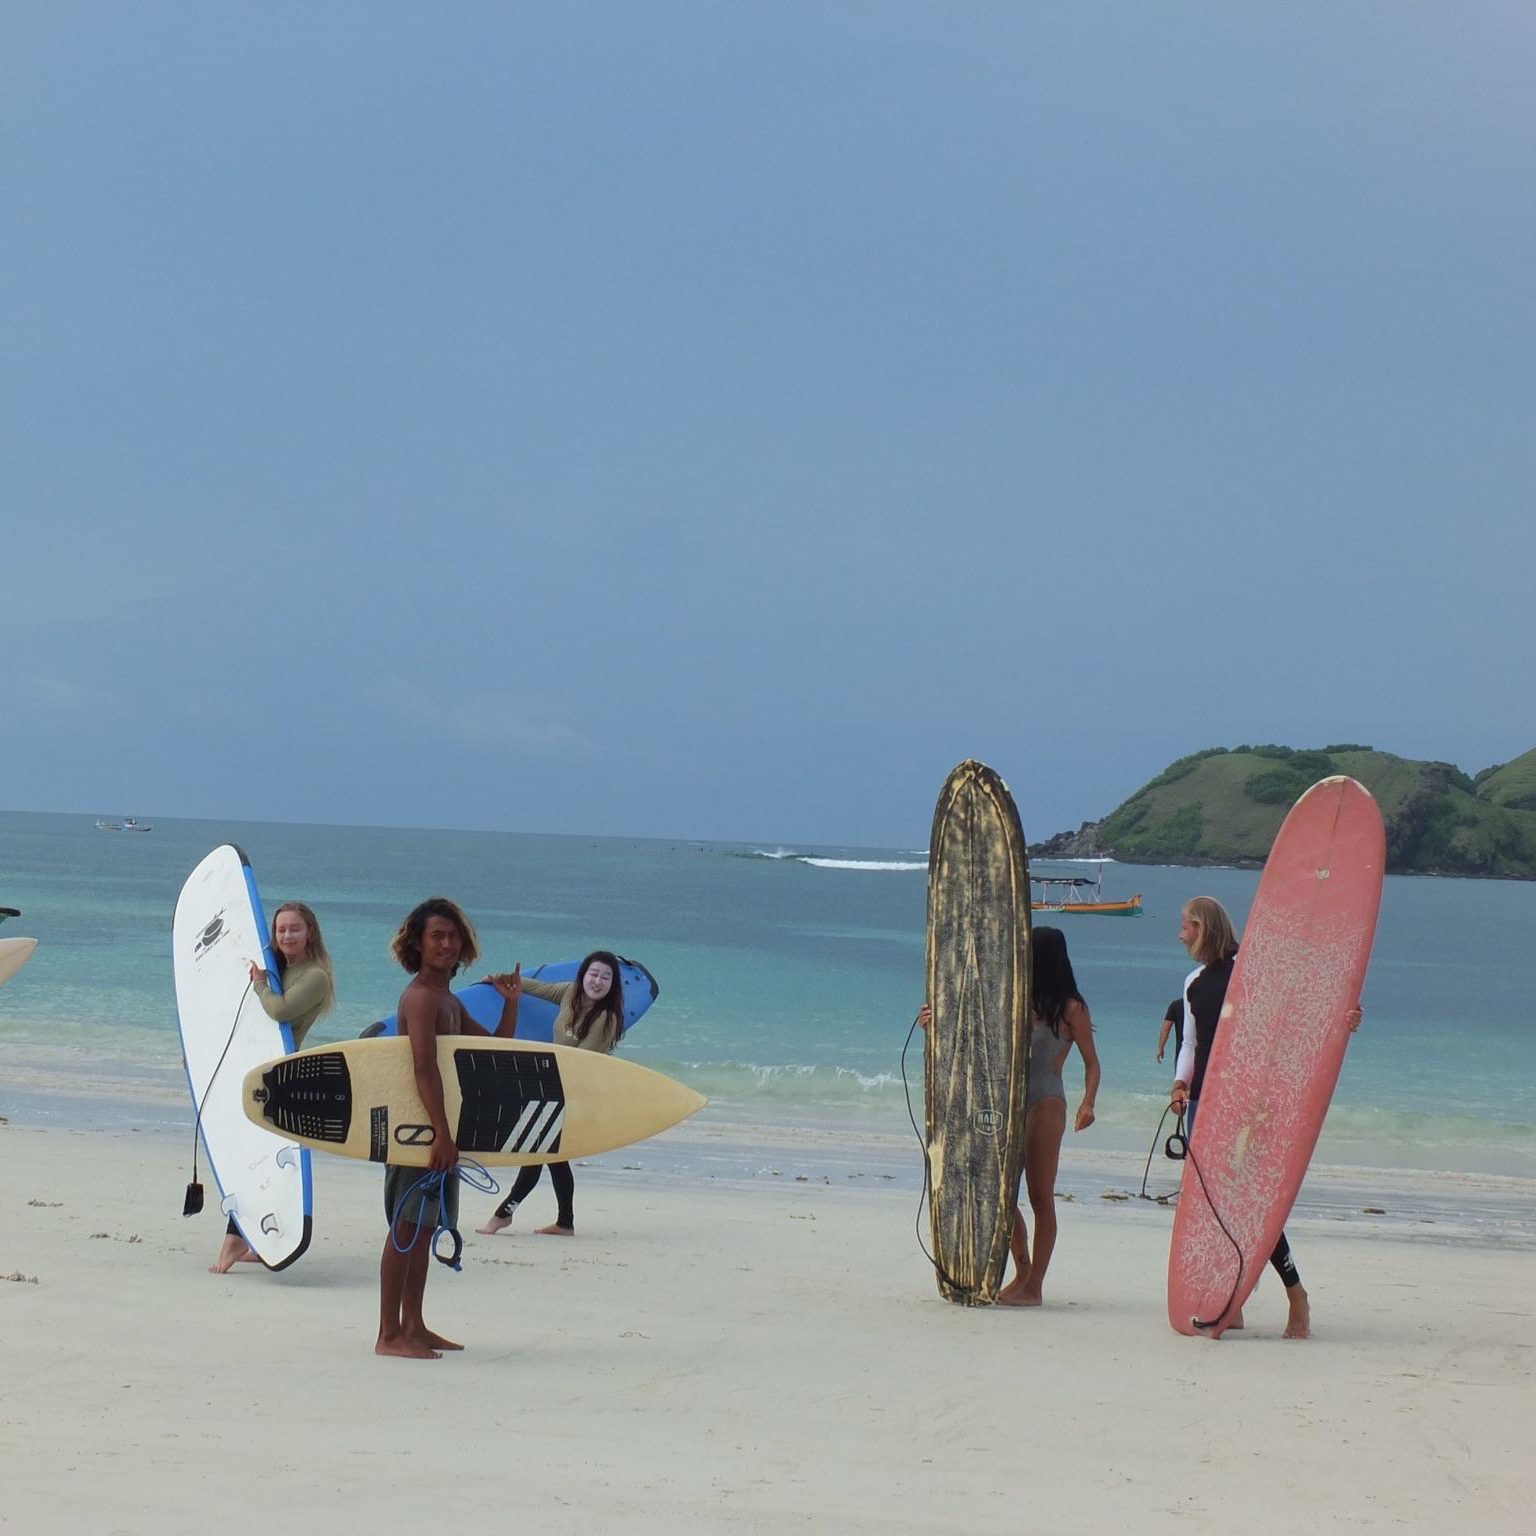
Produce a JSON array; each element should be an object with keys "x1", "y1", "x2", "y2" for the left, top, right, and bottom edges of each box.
[
  {"x1": 247, "y1": 960, "x2": 267, "y2": 986},
  {"x1": 917, "y1": 1004, "x2": 931, "y2": 1031},
  {"x1": 1346, "y1": 1006, "x2": 1363, "y2": 1032}
]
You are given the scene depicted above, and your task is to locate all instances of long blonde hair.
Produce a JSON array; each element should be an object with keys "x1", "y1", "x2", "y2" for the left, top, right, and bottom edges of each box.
[
  {"x1": 270, "y1": 901, "x2": 335, "y2": 1015},
  {"x1": 1182, "y1": 896, "x2": 1238, "y2": 968}
]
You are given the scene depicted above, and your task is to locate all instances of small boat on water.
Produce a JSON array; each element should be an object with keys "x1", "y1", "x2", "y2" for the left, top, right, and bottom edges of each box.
[
  {"x1": 96, "y1": 817, "x2": 154, "y2": 832},
  {"x1": 1031, "y1": 862, "x2": 1142, "y2": 917}
]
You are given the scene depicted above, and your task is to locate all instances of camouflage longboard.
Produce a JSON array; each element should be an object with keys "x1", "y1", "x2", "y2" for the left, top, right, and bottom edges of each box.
[{"x1": 924, "y1": 760, "x2": 1031, "y2": 1304}]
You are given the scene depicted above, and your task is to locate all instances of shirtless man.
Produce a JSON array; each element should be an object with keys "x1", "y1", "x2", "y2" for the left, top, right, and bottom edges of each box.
[{"x1": 377, "y1": 897, "x2": 522, "y2": 1360}]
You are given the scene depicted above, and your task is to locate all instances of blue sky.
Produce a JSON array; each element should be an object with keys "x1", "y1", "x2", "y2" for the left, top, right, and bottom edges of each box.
[{"x1": 3, "y1": 3, "x2": 1532, "y2": 845}]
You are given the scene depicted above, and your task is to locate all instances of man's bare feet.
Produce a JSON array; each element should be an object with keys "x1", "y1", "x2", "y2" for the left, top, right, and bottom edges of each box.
[
  {"x1": 209, "y1": 1233, "x2": 256, "y2": 1273},
  {"x1": 1282, "y1": 1285, "x2": 1311, "y2": 1339},
  {"x1": 375, "y1": 1335, "x2": 441, "y2": 1360},
  {"x1": 475, "y1": 1214, "x2": 513, "y2": 1236},
  {"x1": 535, "y1": 1223, "x2": 575, "y2": 1236},
  {"x1": 415, "y1": 1329, "x2": 464, "y2": 1352}
]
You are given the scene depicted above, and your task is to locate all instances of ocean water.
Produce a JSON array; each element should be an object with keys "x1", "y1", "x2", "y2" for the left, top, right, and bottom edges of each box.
[{"x1": 1, "y1": 809, "x2": 1533, "y2": 1180}]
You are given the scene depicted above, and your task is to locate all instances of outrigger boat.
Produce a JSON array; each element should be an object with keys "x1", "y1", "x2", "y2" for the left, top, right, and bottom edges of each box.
[{"x1": 1030, "y1": 863, "x2": 1142, "y2": 917}]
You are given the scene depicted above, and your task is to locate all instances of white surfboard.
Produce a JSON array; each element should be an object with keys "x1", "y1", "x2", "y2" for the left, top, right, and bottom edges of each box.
[
  {"x1": 173, "y1": 846, "x2": 312, "y2": 1270},
  {"x1": 0, "y1": 936, "x2": 38, "y2": 988}
]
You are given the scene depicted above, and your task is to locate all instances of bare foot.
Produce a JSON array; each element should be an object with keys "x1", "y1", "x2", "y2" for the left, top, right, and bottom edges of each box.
[
  {"x1": 209, "y1": 1234, "x2": 256, "y2": 1273},
  {"x1": 1191, "y1": 1300, "x2": 1245, "y2": 1337},
  {"x1": 415, "y1": 1329, "x2": 464, "y2": 1352},
  {"x1": 475, "y1": 1214, "x2": 513, "y2": 1236},
  {"x1": 535, "y1": 1224, "x2": 575, "y2": 1236},
  {"x1": 1002, "y1": 1285, "x2": 1044, "y2": 1308},
  {"x1": 375, "y1": 1336, "x2": 441, "y2": 1360},
  {"x1": 997, "y1": 1278, "x2": 1040, "y2": 1307},
  {"x1": 1282, "y1": 1286, "x2": 1311, "y2": 1339}
]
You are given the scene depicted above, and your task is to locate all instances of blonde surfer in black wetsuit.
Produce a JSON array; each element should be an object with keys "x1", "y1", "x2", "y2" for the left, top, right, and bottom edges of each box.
[
  {"x1": 917, "y1": 925, "x2": 1101, "y2": 1308},
  {"x1": 1170, "y1": 896, "x2": 1362, "y2": 1340},
  {"x1": 210, "y1": 901, "x2": 335, "y2": 1274}
]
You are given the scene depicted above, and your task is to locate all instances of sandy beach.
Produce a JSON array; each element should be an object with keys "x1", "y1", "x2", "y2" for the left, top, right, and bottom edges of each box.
[{"x1": 2, "y1": 1121, "x2": 1531, "y2": 1535}]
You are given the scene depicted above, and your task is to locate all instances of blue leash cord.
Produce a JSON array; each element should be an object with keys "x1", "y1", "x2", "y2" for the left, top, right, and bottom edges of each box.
[{"x1": 389, "y1": 1160, "x2": 500, "y2": 1271}]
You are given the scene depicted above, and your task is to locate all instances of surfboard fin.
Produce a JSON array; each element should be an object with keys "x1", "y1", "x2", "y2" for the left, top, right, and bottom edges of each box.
[{"x1": 183, "y1": 1181, "x2": 204, "y2": 1216}]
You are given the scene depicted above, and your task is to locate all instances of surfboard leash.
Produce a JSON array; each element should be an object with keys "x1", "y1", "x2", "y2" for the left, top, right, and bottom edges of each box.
[
  {"x1": 182, "y1": 978, "x2": 255, "y2": 1218},
  {"x1": 388, "y1": 1160, "x2": 500, "y2": 1272},
  {"x1": 1137, "y1": 1102, "x2": 1186, "y2": 1203},
  {"x1": 899, "y1": 1013, "x2": 975, "y2": 1300},
  {"x1": 1171, "y1": 1105, "x2": 1246, "y2": 1331}
]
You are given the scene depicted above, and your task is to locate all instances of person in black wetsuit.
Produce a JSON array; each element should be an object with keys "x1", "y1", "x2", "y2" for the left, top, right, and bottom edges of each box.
[
  {"x1": 1170, "y1": 895, "x2": 1360, "y2": 1340},
  {"x1": 1157, "y1": 997, "x2": 1183, "y2": 1064}
]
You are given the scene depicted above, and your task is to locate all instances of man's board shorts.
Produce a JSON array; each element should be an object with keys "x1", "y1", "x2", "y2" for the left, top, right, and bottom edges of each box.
[{"x1": 384, "y1": 1163, "x2": 460, "y2": 1230}]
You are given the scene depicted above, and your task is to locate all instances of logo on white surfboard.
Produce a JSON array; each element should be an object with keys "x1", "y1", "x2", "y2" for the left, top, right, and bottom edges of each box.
[{"x1": 192, "y1": 910, "x2": 231, "y2": 961}]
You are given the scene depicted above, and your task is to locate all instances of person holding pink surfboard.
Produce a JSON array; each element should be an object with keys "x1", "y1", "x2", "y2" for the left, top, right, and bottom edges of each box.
[{"x1": 1170, "y1": 895, "x2": 1362, "y2": 1339}]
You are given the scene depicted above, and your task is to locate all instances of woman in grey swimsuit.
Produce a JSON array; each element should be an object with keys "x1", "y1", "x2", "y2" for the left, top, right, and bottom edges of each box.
[
  {"x1": 999, "y1": 926, "x2": 1100, "y2": 1306},
  {"x1": 917, "y1": 925, "x2": 1101, "y2": 1307}
]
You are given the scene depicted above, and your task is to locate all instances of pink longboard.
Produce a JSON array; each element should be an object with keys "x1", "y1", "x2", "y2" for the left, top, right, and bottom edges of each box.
[{"x1": 1167, "y1": 776, "x2": 1385, "y2": 1336}]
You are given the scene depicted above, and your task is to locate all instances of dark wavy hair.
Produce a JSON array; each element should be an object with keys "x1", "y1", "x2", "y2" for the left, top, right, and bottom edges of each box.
[
  {"x1": 390, "y1": 897, "x2": 480, "y2": 976},
  {"x1": 1031, "y1": 925, "x2": 1086, "y2": 1038},
  {"x1": 570, "y1": 950, "x2": 625, "y2": 1045}
]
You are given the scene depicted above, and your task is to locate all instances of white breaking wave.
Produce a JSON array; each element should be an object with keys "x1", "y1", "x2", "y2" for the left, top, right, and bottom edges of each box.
[
  {"x1": 746, "y1": 848, "x2": 926, "y2": 871},
  {"x1": 1032, "y1": 856, "x2": 1119, "y2": 864},
  {"x1": 798, "y1": 858, "x2": 927, "y2": 872}
]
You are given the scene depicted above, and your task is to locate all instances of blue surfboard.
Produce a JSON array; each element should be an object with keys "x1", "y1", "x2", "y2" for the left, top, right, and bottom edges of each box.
[{"x1": 360, "y1": 956, "x2": 658, "y2": 1042}]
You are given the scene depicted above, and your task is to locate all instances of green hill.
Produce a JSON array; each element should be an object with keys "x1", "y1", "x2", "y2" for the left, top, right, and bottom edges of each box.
[
  {"x1": 1033, "y1": 744, "x2": 1536, "y2": 879},
  {"x1": 1475, "y1": 747, "x2": 1536, "y2": 813}
]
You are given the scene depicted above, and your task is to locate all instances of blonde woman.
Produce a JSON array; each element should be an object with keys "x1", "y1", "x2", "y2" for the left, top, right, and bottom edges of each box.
[
  {"x1": 1171, "y1": 895, "x2": 1361, "y2": 1338},
  {"x1": 209, "y1": 901, "x2": 335, "y2": 1273}
]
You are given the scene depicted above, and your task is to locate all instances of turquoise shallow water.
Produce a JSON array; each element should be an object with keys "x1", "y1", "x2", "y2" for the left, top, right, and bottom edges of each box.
[{"x1": 2, "y1": 810, "x2": 1533, "y2": 1178}]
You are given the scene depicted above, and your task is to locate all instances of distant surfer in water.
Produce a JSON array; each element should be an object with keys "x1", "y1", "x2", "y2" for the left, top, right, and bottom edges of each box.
[
  {"x1": 210, "y1": 901, "x2": 335, "y2": 1274},
  {"x1": 476, "y1": 951, "x2": 626, "y2": 1238},
  {"x1": 378, "y1": 898, "x2": 522, "y2": 1360},
  {"x1": 1157, "y1": 996, "x2": 1183, "y2": 1063},
  {"x1": 919, "y1": 925, "x2": 1101, "y2": 1307},
  {"x1": 1171, "y1": 895, "x2": 1362, "y2": 1340}
]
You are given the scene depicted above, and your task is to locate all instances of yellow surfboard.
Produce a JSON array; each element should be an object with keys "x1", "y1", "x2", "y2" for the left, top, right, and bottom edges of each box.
[{"x1": 243, "y1": 1037, "x2": 706, "y2": 1167}]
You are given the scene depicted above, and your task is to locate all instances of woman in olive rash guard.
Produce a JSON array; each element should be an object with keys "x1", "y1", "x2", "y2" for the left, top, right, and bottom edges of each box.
[
  {"x1": 1170, "y1": 896, "x2": 1360, "y2": 1340},
  {"x1": 209, "y1": 901, "x2": 335, "y2": 1273}
]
